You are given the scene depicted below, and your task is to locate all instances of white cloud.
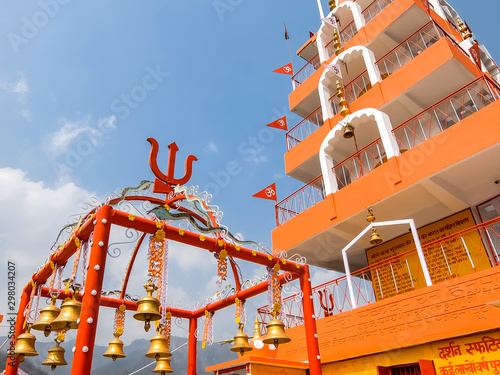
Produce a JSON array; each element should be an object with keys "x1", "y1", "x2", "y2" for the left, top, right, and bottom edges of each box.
[
  {"x1": 0, "y1": 168, "x2": 92, "y2": 293},
  {"x1": 244, "y1": 153, "x2": 268, "y2": 164},
  {"x1": 20, "y1": 108, "x2": 32, "y2": 121},
  {"x1": 0, "y1": 74, "x2": 30, "y2": 103},
  {"x1": 43, "y1": 115, "x2": 117, "y2": 157},
  {"x1": 204, "y1": 141, "x2": 218, "y2": 153}
]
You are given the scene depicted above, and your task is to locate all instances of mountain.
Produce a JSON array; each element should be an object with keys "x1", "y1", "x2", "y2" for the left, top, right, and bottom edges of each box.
[{"x1": 1, "y1": 336, "x2": 236, "y2": 374}]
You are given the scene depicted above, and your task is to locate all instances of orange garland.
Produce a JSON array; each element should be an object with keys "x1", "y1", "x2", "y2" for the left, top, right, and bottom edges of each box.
[{"x1": 202, "y1": 310, "x2": 210, "y2": 349}]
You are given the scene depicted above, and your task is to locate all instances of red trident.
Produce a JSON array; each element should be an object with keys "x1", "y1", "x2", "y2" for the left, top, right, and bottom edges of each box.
[{"x1": 147, "y1": 138, "x2": 198, "y2": 195}]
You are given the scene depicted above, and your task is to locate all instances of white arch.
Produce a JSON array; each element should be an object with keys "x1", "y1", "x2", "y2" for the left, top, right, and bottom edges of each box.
[
  {"x1": 317, "y1": 2, "x2": 365, "y2": 63},
  {"x1": 318, "y1": 46, "x2": 382, "y2": 120},
  {"x1": 319, "y1": 108, "x2": 400, "y2": 196},
  {"x1": 332, "y1": 2, "x2": 365, "y2": 32}
]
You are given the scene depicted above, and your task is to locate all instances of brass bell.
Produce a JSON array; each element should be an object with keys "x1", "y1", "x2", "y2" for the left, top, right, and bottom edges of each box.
[
  {"x1": 366, "y1": 208, "x2": 375, "y2": 223},
  {"x1": 32, "y1": 297, "x2": 61, "y2": 337},
  {"x1": 133, "y1": 281, "x2": 161, "y2": 332},
  {"x1": 153, "y1": 357, "x2": 174, "y2": 374},
  {"x1": 370, "y1": 228, "x2": 383, "y2": 245},
  {"x1": 262, "y1": 312, "x2": 291, "y2": 348},
  {"x1": 42, "y1": 340, "x2": 68, "y2": 371},
  {"x1": 50, "y1": 291, "x2": 81, "y2": 331},
  {"x1": 145, "y1": 333, "x2": 171, "y2": 359},
  {"x1": 14, "y1": 325, "x2": 38, "y2": 362},
  {"x1": 343, "y1": 124, "x2": 354, "y2": 139},
  {"x1": 103, "y1": 333, "x2": 126, "y2": 361},
  {"x1": 230, "y1": 324, "x2": 252, "y2": 356}
]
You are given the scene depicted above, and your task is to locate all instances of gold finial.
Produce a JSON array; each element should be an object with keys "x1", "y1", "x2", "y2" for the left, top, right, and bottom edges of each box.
[
  {"x1": 336, "y1": 81, "x2": 349, "y2": 117},
  {"x1": 329, "y1": 0, "x2": 336, "y2": 11},
  {"x1": 333, "y1": 29, "x2": 342, "y2": 55}
]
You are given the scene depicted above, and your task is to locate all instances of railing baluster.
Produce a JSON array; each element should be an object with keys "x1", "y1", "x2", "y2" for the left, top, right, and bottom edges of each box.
[
  {"x1": 390, "y1": 263, "x2": 399, "y2": 293},
  {"x1": 461, "y1": 236, "x2": 476, "y2": 270},
  {"x1": 441, "y1": 245, "x2": 453, "y2": 276}
]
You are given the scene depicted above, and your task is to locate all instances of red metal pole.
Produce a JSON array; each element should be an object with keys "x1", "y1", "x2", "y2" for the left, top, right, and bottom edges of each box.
[
  {"x1": 71, "y1": 205, "x2": 112, "y2": 375},
  {"x1": 188, "y1": 317, "x2": 197, "y2": 375},
  {"x1": 4, "y1": 286, "x2": 31, "y2": 375},
  {"x1": 300, "y1": 265, "x2": 322, "y2": 375}
]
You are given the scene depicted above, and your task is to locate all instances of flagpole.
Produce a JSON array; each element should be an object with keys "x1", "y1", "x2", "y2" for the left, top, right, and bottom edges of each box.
[
  {"x1": 284, "y1": 23, "x2": 294, "y2": 71},
  {"x1": 316, "y1": 0, "x2": 325, "y2": 18}
]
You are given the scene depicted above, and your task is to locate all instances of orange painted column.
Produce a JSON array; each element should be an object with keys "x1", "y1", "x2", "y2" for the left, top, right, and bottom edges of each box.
[
  {"x1": 71, "y1": 205, "x2": 112, "y2": 374},
  {"x1": 301, "y1": 265, "x2": 322, "y2": 375},
  {"x1": 188, "y1": 317, "x2": 198, "y2": 375},
  {"x1": 4, "y1": 286, "x2": 31, "y2": 375}
]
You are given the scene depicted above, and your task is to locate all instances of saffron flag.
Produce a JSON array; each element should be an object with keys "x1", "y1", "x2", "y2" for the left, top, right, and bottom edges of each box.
[
  {"x1": 253, "y1": 183, "x2": 277, "y2": 201},
  {"x1": 324, "y1": 63, "x2": 342, "y2": 79},
  {"x1": 469, "y1": 42, "x2": 481, "y2": 69},
  {"x1": 273, "y1": 63, "x2": 293, "y2": 75},
  {"x1": 284, "y1": 23, "x2": 289, "y2": 40},
  {"x1": 266, "y1": 116, "x2": 287, "y2": 131}
]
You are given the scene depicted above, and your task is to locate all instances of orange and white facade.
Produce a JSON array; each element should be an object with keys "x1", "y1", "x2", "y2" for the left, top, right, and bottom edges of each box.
[{"x1": 209, "y1": 0, "x2": 500, "y2": 374}]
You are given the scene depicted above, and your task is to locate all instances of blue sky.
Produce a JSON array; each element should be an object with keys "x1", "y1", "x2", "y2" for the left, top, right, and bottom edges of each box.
[{"x1": 0, "y1": 0, "x2": 498, "y2": 354}]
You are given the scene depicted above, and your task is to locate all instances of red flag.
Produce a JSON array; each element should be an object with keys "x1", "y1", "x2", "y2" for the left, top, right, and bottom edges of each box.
[
  {"x1": 253, "y1": 183, "x2": 277, "y2": 201},
  {"x1": 266, "y1": 116, "x2": 287, "y2": 131},
  {"x1": 284, "y1": 23, "x2": 289, "y2": 40},
  {"x1": 273, "y1": 63, "x2": 293, "y2": 75},
  {"x1": 309, "y1": 31, "x2": 315, "y2": 38},
  {"x1": 469, "y1": 42, "x2": 481, "y2": 69}
]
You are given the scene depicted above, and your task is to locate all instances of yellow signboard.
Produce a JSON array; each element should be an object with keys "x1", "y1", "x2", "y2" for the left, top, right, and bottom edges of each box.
[{"x1": 366, "y1": 209, "x2": 491, "y2": 300}]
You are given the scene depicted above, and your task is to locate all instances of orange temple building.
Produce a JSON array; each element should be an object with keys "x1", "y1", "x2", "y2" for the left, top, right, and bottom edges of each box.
[
  {"x1": 208, "y1": 0, "x2": 500, "y2": 374},
  {"x1": 6, "y1": 1, "x2": 500, "y2": 375}
]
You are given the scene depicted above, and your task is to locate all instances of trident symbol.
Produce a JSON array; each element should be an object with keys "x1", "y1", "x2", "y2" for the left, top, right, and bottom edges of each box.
[{"x1": 147, "y1": 138, "x2": 198, "y2": 194}]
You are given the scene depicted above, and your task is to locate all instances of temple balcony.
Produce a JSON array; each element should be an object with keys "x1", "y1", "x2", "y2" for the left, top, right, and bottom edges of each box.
[
  {"x1": 264, "y1": 217, "x2": 500, "y2": 328},
  {"x1": 260, "y1": 217, "x2": 500, "y2": 365},
  {"x1": 273, "y1": 78, "x2": 500, "y2": 268},
  {"x1": 285, "y1": 20, "x2": 481, "y2": 185}
]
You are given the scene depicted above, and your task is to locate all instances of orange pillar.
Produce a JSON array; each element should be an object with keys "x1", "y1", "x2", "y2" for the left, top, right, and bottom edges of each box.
[
  {"x1": 301, "y1": 265, "x2": 322, "y2": 375},
  {"x1": 188, "y1": 316, "x2": 197, "y2": 375},
  {"x1": 71, "y1": 205, "x2": 112, "y2": 374},
  {"x1": 4, "y1": 286, "x2": 31, "y2": 375}
]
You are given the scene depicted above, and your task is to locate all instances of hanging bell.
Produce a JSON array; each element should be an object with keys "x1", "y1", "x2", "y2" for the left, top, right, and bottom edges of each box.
[
  {"x1": 145, "y1": 333, "x2": 171, "y2": 359},
  {"x1": 343, "y1": 124, "x2": 354, "y2": 139},
  {"x1": 153, "y1": 357, "x2": 174, "y2": 374},
  {"x1": 370, "y1": 228, "x2": 383, "y2": 245},
  {"x1": 366, "y1": 208, "x2": 375, "y2": 223},
  {"x1": 14, "y1": 325, "x2": 38, "y2": 362},
  {"x1": 133, "y1": 281, "x2": 161, "y2": 332},
  {"x1": 103, "y1": 333, "x2": 126, "y2": 361},
  {"x1": 230, "y1": 324, "x2": 252, "y2": 356},
  {"x1": 262, "y1": 312, "x2": 291, "y2": 348},
  {"x1": 42, "y1": 340, "x2": 68, "y2": 371},
  {"x1": 50, "y1": 291, "x2": 81, "y2": 331},
  {"x1": 31, "y1": 297, "x2": 61, "y2": 337}
]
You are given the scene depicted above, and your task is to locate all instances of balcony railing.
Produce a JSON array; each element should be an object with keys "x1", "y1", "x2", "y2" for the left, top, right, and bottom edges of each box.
[
  {"x1": 377, "y1": 21, "x2": 442, "y2": 78},
  {"x1": 275, "y1": 175, "x2": 325, "y2": 226},
  {"x1": 259, "y1": 217, "x2": 500, "y2": 329},
  {"x1": 392, "y1": 77, "x2": 500, "y2": 150},
  {"x1": 344, "y1": 69, "x2": 371, "y2": 103},
  {"x1": 333, "y1": 137, "x2": 386, "y2": 190},
  {"x1": 325, "y1": 20, "x2": 358, "y2": 60},
  {"x1": 277, "y1": 77, "x2": 500, "y2": 227},
  {"x1": 292, "y1": 53, "x2": 321, "y2": 90},
  {"x1": 286, "y1": 106, "x2": 324, "y2": 151},
  {"x1": 362, "y1": 0, "x2": 394, "y2": 24},
  {"x1": 339, "y1": 20, "x2": 358, "y2": 45}
]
